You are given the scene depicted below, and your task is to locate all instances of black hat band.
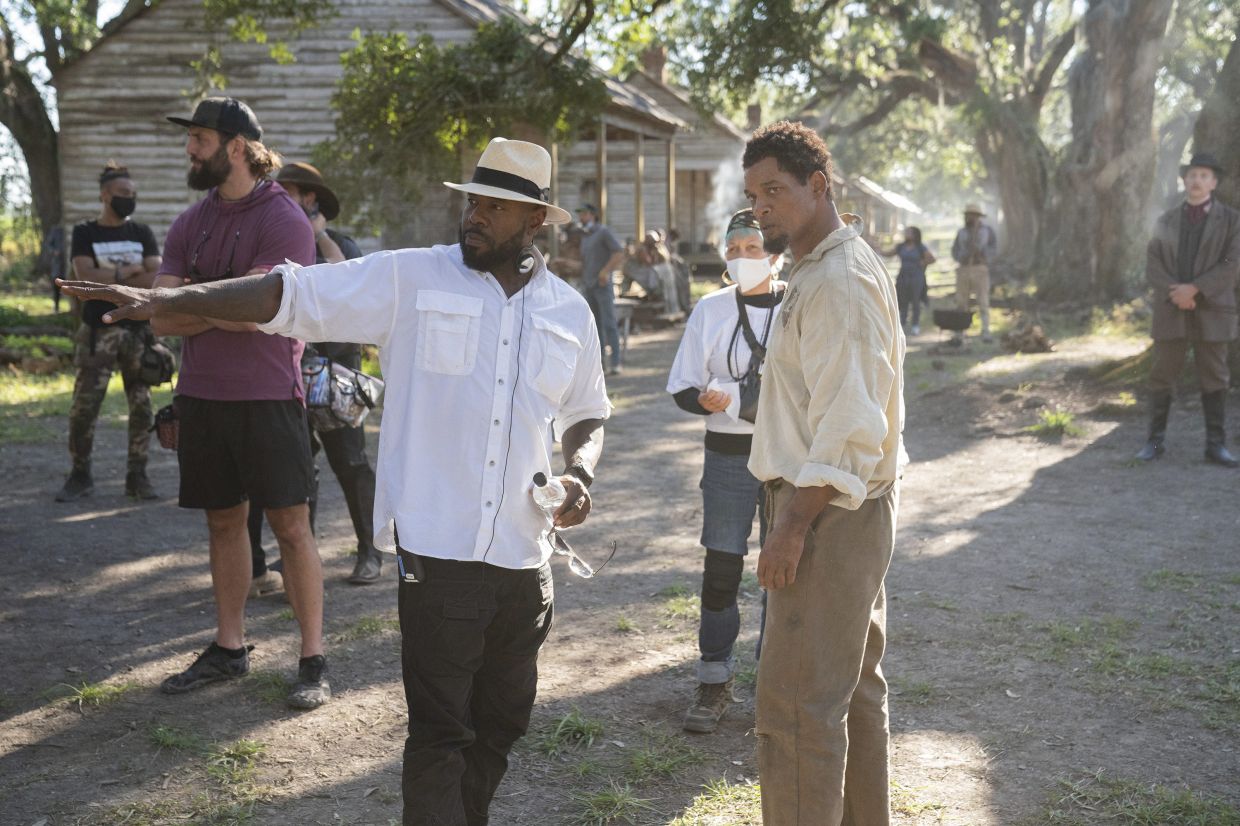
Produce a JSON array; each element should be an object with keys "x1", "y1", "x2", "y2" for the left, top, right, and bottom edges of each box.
[{"x1": 471, "y1": 166, "x2": 550, "y2": 203}]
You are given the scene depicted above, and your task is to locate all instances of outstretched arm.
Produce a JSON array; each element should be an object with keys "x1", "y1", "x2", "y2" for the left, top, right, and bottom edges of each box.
[{"x1": 57, "y1": 271, "x2": 284, "y2": 327}]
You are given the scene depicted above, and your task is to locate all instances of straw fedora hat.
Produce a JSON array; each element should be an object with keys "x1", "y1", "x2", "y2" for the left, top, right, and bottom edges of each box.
[
  {"x1": 963, "y1": 203, "x2": 985, "y2": 216},
  {"x1": 444, "y1": 138, "x2": 571, "y2": 225}
]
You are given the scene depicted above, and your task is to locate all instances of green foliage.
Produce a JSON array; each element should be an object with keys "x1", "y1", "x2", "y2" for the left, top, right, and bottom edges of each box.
[
  {"x1": 669, "y1": 779, "x2": 762, "y2": 825},
  {"x1": 61, "y1": 680, "x2": 136, "y2": 711},
  {"x1": 571, "y1": 780, "x2": 655, "y2": 825},
  {"x1": 625, "y1": 729, "x2": 707, "y2": 781},
  {"x1": 1024, "y1": 408, "x2": 1083, "y2": 439},
  {"x1": 245, "y1": 670, "x2": 291, "y2": 705},
  {"x1": 149, "y1": 724, "x2": 207, "y2": 753},
  {"x1": 207, "y1": 739, "x2": 266, "y2": 784},
  {"x1": 189, "y1": 0, "x2": 336, "y2": 96},
  {"x1": 314, "y1": 18, "x2": 609, "y2": 235}
]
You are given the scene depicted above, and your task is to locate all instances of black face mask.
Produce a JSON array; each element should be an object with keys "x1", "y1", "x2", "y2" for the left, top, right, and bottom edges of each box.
[{"x1": 110, "y1": 196, "x2": 137, "y2": 219}]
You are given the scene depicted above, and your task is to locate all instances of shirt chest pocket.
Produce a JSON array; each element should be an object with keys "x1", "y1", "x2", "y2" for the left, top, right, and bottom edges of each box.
[
  {"x1": 416, "y1": 290, "x2": 484, "y2": 376},
  {"x1": 527, "y1": 315, "x2": 581, "y2": 404}
]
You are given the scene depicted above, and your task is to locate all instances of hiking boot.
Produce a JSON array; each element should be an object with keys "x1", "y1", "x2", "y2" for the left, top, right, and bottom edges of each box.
[
  {"x1": 346, "y1": 548, "x2": 383, "y2": 585},
  {"x1": 683, "y1": 678, "x2": 736, "y2": 734},
  {"x1": 55, "y1": 469, "x2": 94, "y2": 502},
  {"x1": 160, "y1": 642, "x2": 251, "y2": 694},
  {"x1": 248, "y1": 570, "x2": 284, "y2": 599},
  {"x1": 1202, "y1": 391, "x2": 1239, "y2": 468},
  {"x1": 287, "y1": 655, "x2": 331, "y2": 710},
  {"x1": 125, "y1": 470, "x2": 159, "y2": 500}
]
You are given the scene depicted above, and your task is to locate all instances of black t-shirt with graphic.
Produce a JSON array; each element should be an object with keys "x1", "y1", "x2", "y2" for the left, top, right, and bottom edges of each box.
[{"x1": 70, "y1": 220, "x2": 160, "y2": 327}]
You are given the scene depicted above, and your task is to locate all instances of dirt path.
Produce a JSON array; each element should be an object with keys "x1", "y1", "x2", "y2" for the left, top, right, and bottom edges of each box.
[{"x1": 1, "y1": 324, "x2": 1237, "y2": 825}]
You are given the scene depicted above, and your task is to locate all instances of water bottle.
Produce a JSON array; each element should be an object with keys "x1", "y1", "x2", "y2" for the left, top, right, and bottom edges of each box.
[{"x1": 531, "y1": 472, "x2": 566, "y2": 513}]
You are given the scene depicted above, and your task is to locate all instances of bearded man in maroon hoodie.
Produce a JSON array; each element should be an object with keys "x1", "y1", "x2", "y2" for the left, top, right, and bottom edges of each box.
[{"x1": 155, "y1": 98, "x2": 329, "y2": 708}]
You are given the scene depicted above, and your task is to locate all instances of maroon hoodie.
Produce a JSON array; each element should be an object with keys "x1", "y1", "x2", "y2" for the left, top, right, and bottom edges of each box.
[{"x1": 159, "y1": 180, "x2": 315, "y2": 402}]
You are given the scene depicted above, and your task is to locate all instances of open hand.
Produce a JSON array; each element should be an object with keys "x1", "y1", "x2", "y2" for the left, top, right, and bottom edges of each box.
[
  {"x1": 552, "y1": 476, "x2": 592, "y2": 529},
  {"x1": 56, "y1": 279, "x2": 159, "y2": 323},
  {"x1": 698, "y1": 389, "x2": 732, "y2": 413}
]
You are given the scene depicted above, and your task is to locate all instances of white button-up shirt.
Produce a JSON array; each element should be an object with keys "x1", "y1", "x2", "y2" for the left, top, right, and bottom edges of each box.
[{"x1": 259, "y1": 244, "x2": 611, "y2": 569}]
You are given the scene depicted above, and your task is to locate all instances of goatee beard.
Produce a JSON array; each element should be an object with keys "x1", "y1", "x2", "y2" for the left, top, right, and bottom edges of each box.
[
  {"x1": 459, "y1": 226, "x2": 526, "y2": 273},
  {"x1": 187, "y1": 144, "x2": 232, "y2": 191},
  {"x1": 763, "y1": 235, "x2": 789, "y2": 255}
]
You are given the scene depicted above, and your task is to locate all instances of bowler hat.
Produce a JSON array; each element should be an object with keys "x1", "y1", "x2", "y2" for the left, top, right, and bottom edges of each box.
[
  {"x1": 276, "y1": 163, "x2": 341, "y2": 221},
  {"x1": 1180, "y1": 152, "x2": 1225, "y2": 178},
  {"x1": 168, "y1": 97, "x2": 263, "y2": 142}
]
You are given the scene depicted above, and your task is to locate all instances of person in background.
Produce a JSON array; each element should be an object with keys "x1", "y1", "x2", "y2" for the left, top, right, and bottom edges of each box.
[
  {"x1": 884, "y1": 226, "x2": 934, "y2": 336},
  {"x1": 577, "y1": 203, "x2": 626, "y2": 375},
  {"x1": 951, "y1": 205, "x2": 997, "y2": 342},
  {"x1": 246, "y1": 162, "x2": 382, "y2": 597},
  {"x1": 40, "y1": 224, "x2": 67, "y2": 313},
  {"x1": 153, "y1": 97, "x2": 328, "y2": 709},
  {"x1": 55, "y1": 162, "x2": 162, "y2": 503},
  {"x1": 666, "y1": 227, "x2": 693, "y2": 312},
  {"x1": 646, "y1": 229, "x2": 684, "y2": 317},
  {"x1": 667, "y1": 208, "x2": 784, "y2": 734},
  {"x1": 1137, "y1": 151, "x2": 1240, "y2": 467}
]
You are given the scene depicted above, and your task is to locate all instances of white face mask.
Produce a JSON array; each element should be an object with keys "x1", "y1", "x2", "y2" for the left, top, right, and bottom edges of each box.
[{"x1": 727, "y1": 256, "x2": 772, "y2": 293}]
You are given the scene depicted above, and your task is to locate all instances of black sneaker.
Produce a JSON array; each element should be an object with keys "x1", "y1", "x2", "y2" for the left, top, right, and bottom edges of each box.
[
  {"x1": 160, "y1": 643, "x2": 251, "y2": 694},
  {"x1": 125, "y1": 470, "x2": 159, "y2": 500},
  {"x1": 287, "y1": 655, "x2": 331, "y2": 710},
  {"x1": 55, "y1": 469, "x2": 94, "y2": 502}
]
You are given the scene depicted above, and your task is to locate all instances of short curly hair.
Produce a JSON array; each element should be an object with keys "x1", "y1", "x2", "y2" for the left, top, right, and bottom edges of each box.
[{"x1": 742, "y1": 121, "x2": 833, "y2": 198}]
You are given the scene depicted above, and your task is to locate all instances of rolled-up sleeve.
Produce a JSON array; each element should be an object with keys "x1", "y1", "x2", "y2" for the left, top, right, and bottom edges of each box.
[
  {"x1": 259, "y1": 250, "x2": 402, "y2": 348},
  {"x1": 553, "y1": 311, "x2": 612, "y2": 440},
  {"x1": 793, "y1": 279, "x2": 895, "y2": 510}
]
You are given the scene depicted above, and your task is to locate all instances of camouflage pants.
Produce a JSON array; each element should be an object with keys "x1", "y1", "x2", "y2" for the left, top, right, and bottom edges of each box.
[{"x1": 68, "y1": 323, "x2": 153, "y2": 473}]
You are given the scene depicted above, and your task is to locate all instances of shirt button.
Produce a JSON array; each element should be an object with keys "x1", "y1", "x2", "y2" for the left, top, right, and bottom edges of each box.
[
  {"x1": 493, "y1": 419, "x2": 500, "y2": 426},
  {"x1": 489, "y1": 460, "x2": 496, "y2": 466},
  {"x1": 486, "y1": 501, "x2": 493, "y2": 508},
  {"x1": 498, "y1": 378, "x2": 504, "y2": 385},
  {"x1": 503, "y1": 339, "x2": 509, "y2": 345}
]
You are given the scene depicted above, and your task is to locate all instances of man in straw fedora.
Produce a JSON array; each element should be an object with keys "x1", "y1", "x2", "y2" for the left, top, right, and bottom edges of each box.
[
  {"x1": 58, "y1": 137, "x2": 612, "y2": 825},
  {"x1": 951, "y1": 203, "x2": 998, "y2": 341},
  {"x1": 1137, "y1": 151, "x2": 1240, "y2": 467}
]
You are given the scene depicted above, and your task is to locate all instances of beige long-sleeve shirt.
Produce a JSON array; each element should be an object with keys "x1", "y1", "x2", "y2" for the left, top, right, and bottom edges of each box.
[{"x1": 748, "y1": 216, "x2": 907, "y2": 510}]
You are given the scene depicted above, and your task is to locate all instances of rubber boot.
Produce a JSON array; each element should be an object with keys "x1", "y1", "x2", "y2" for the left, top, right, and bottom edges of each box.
[
  {"x1": 1202, "y1": 390, "x2": 1239, "y2": 467},
  {"x1": 1135, "y1": 392, "x2": 1171, "y2": 461}
]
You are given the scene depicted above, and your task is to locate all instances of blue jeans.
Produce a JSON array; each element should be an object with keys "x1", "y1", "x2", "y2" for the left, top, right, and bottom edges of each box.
[
  {"x1": 584, "y1": 283, "x2": 621, "y2": 368},
  {"x1": 698, "y1": 448, "x2": 768, "y2": 683}
]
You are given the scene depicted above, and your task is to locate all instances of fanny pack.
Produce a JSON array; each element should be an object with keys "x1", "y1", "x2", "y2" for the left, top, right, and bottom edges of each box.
[
  {"x1": 150, "y1": 402, "x2": 178, "y2": 450},
  {"x1": 301, "y1": 351, "x2": 385, "y2": 432},
  {"x1": 137, "y1": 327, "x2": 177, "y2": 387}
]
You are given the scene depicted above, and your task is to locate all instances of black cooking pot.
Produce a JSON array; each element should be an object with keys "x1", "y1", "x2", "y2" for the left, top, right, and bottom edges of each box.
[{"x1": 933, "y1": 309, "x2": 974, "y2": 332}]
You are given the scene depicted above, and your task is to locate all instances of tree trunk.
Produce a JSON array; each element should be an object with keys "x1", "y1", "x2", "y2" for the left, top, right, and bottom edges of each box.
[
  {"x1": 0, "y1": 50, "x2": 62, "y2": 234},
  {"x1": 1035, "y1": 0, "x2": 1174, "y2": 302},
  {"x1": 982, "y1": 105, "x2": 1052, "y2": 274},
  {"x1": 1192, "y1": 31, "x2": 1240, "y2": 382}
]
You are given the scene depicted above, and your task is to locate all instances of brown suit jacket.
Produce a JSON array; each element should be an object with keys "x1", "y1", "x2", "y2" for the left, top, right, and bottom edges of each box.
[{"x1": 1147, "y1": 199, "x2": 1240, "y2": 341}]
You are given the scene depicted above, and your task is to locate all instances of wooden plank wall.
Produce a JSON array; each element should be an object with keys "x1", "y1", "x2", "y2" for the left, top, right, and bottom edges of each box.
[{"x1": 56, "y1": 0, "x2": 480, "y2": 252}]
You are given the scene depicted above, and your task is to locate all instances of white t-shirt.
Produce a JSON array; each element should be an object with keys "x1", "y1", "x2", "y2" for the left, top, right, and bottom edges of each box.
[
  {"x1": 666, "y1": 283, "x2": 784, "y2": 435},
  {"x1": 259, "y1": 244, "x2": 611, "y2": 569}
]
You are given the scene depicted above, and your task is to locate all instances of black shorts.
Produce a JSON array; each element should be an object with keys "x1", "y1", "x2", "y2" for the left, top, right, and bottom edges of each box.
[{"x1": 176, "y1": 396, "x2": 315, "y2": 511}]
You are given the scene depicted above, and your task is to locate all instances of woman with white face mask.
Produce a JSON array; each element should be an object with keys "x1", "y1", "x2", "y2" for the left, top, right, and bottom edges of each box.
[{"x1": 666, "y1": 208, "x2": 785, "y2": 733}]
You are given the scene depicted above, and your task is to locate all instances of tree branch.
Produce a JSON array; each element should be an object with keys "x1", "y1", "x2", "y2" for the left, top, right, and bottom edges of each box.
[
  {"x1": 821, "y1": 74, "x2": 960, "y2": 136},
  {"x1": 1029, "y1": 25, "x2": 1075, "y2": 107},
  {"x1": 546, "y1": 0, "x2": 595, "y2": 66},
  {"x1": 917, "y1": 38, "x2": 980, "y2": 96}
]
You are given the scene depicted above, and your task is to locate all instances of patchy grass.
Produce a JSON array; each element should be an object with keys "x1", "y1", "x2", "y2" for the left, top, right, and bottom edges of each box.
[
  {"x1": 538, "y1": 708, "x2": 605, "y2": 756},
  {"x1": 571, "y1": 780, "x2": 656, "y2": 825},
  {"x1": 148, "y1": 723, "x2": 206, "y2": 753},
  {"x1": 1024, "y1": 408, "x2": 1083, "y2": 439},
  {"x1": 275, "y1": 607, "x2": 296, "y2": 621},
  {"x1": 61, "y1": 680, "x2": 136, "y2": 711},
  {"x1": 669, "y1": 778, "x2": 762, "y2": 825},
  {"x1": 657, "y1": 582, "x2": 693, "y2": 598},
  {"x1": 1037, "y1": 616, "x2": 1138, "y2": 664},
  {"x1": 614, "y1": 615, "x2": 641, "y2": 634},
  {"x1": 0, "y1": 369, "x2": 173, "y2": 444},
  {"x1": 734, "y1": 663, "x2": 758, "y2": 688},
  {"x1": 663, "y1": 594, "x2": 701, "y2": 621},
  {"x1": 1030, "y1": 770, "x2": 1239, "y2": 825},
  {"x1": 336, "y1": 613, "x2": 400, "y2": 641},
  {"x1": 625, "y1": 728, "x2": 707, "y2": 782},
  {"x1": 1142, "y1": 569, "x2": 1203, "y2": 593},
  {"x1": 889, "y1": 678, "x2": 938, "y2": 706},
  {"x1": 245, "y1": 670, "x2": 290, "y2": 706},
  {"x1": 96, "y1": 793, "x2": 259, "y2": 826},
  {"x1": 206, "y1": 739, "x2": 266, "y2": 785},
  {"x1": 891, "y1": 780, "x2": 948, "y2": 817}
]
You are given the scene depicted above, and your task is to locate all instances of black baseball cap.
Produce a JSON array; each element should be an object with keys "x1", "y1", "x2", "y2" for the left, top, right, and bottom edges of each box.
[{"x1": 167, "y1": 97, "x2": 263, "y2": 141}]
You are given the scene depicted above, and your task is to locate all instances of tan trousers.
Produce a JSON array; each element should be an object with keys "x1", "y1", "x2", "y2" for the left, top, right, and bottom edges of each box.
[
  {"x1": 756, "y1": 481, "x2": 898, "y2": 826},
  {"x1": 955, "y1": 264, "x2": 991, "y2": 334},
  {"x1": 1149, "y1": 338, "x2": 1230, "y2": 394}
]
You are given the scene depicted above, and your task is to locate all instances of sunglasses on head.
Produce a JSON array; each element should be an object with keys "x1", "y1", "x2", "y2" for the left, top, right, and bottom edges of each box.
[{"x1": 188, "y1": 229, "x2": 241, "y2": 282}]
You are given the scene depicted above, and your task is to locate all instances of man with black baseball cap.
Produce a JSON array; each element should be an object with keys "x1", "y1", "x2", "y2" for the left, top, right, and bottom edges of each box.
[{"x1": 149, "y1": 97, "x2": 332, "y2": 708}]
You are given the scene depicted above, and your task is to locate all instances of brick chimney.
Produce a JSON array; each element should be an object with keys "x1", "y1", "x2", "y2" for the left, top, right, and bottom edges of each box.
[
  {"x1": 641, "y1": 46, "x2": 668, "y2": 84},
  {"x1": 746, "y1": 103, "x2": 762, "y2": 131}
]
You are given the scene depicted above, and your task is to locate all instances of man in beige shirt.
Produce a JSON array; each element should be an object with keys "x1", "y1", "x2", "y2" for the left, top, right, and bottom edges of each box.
[{"x1": 743, "y1": 121, "x2": 906, "y2": 826}]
